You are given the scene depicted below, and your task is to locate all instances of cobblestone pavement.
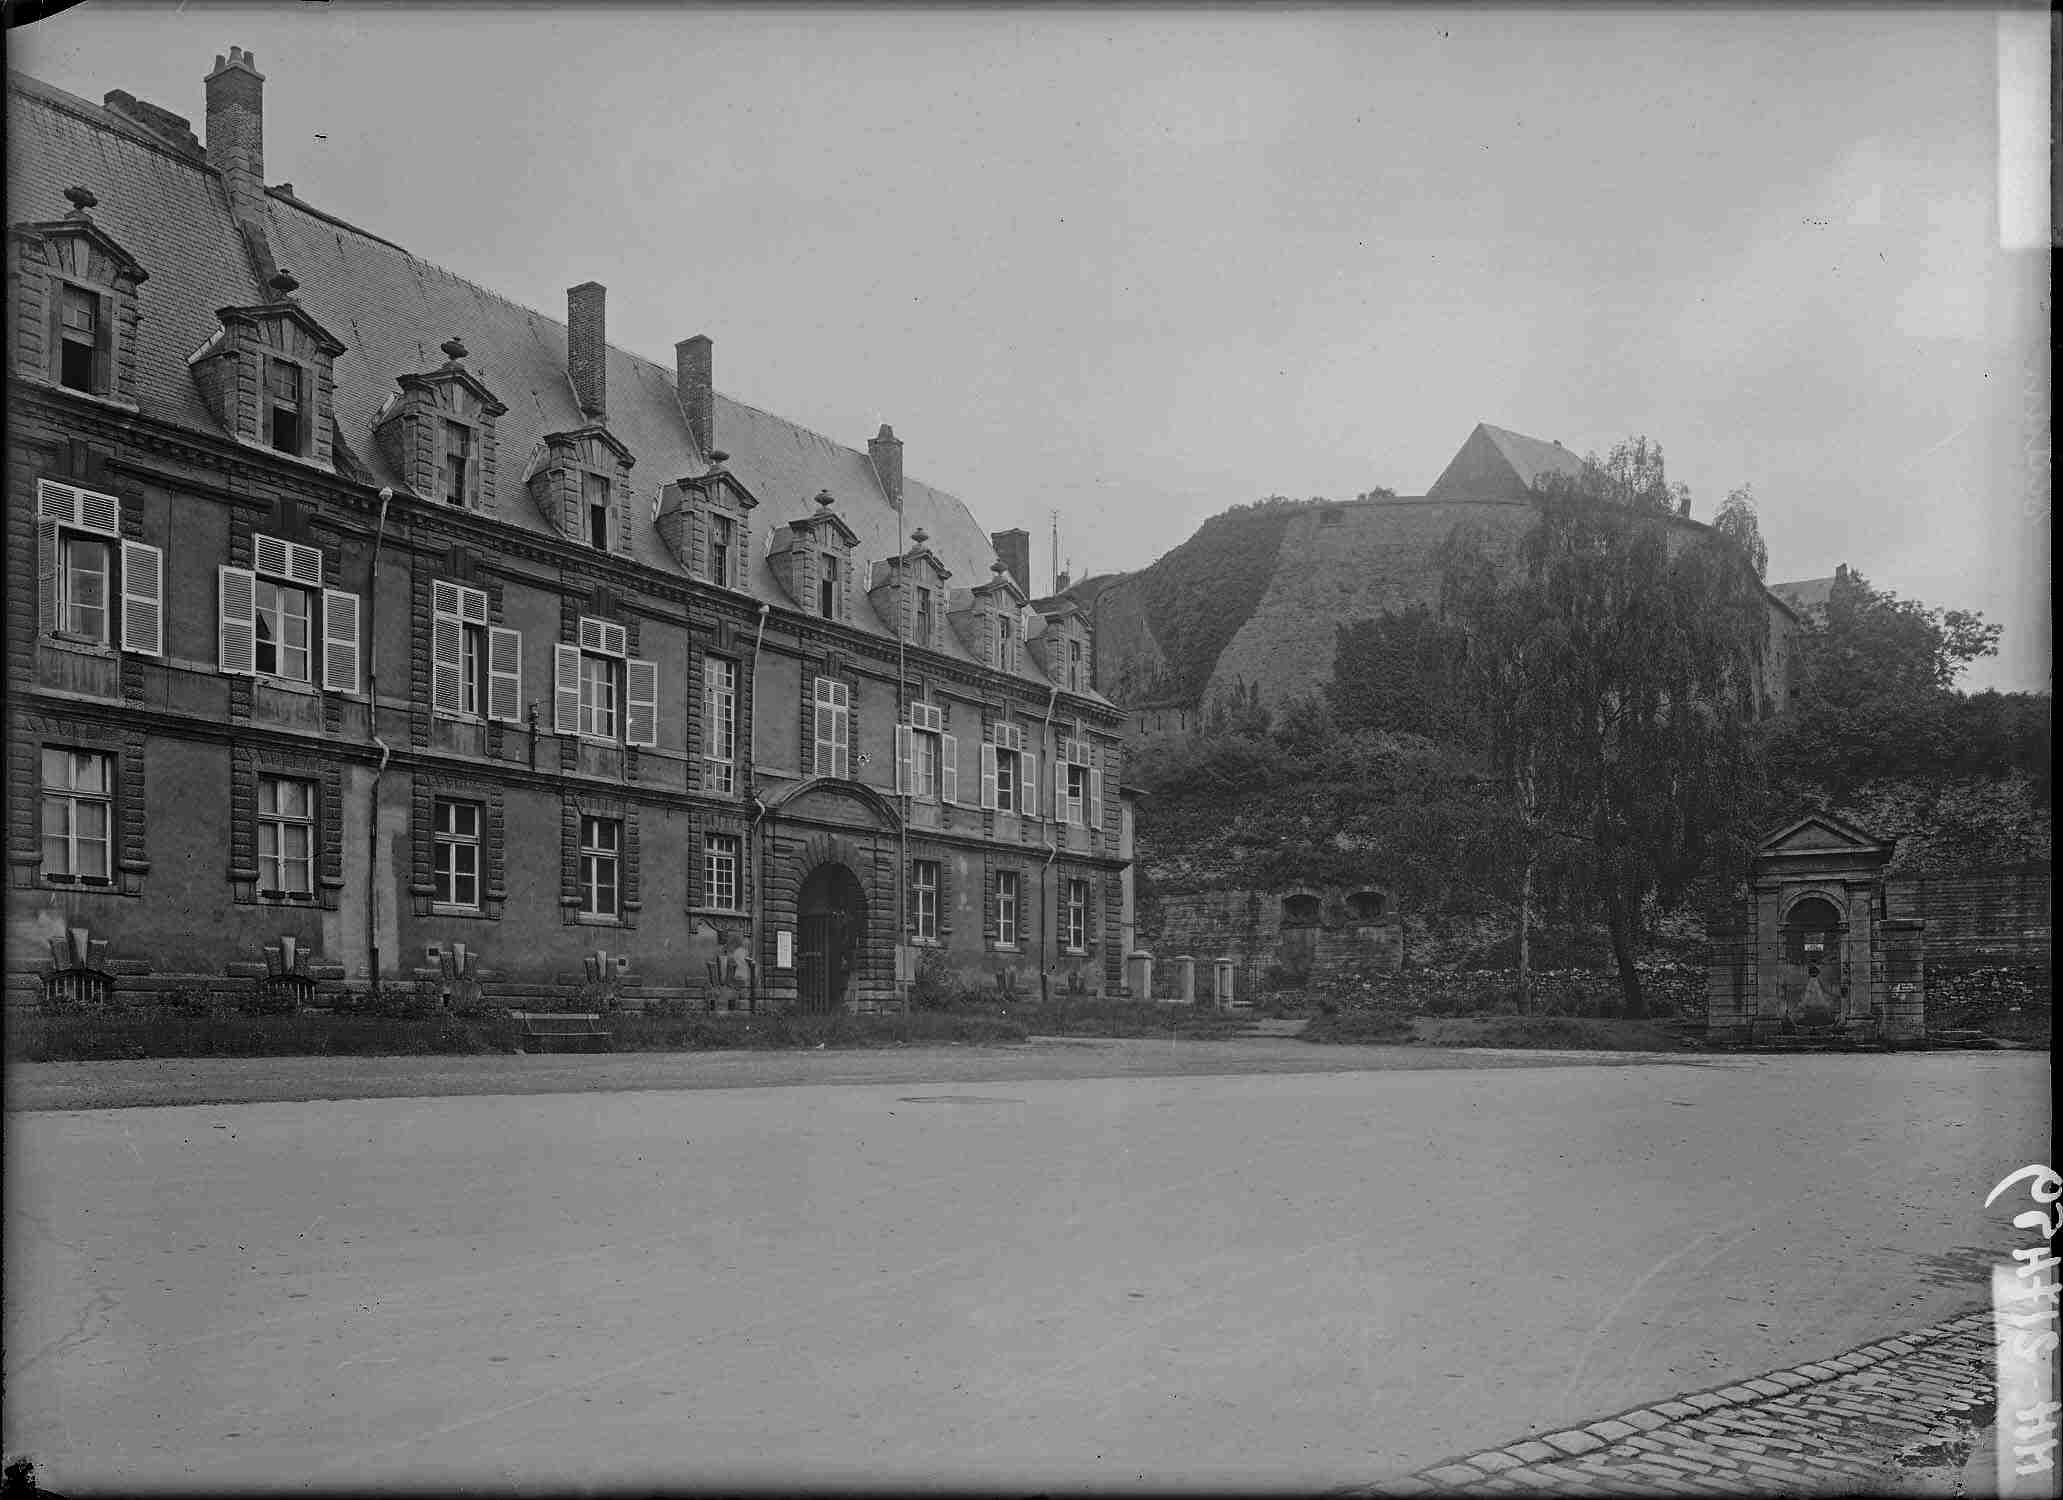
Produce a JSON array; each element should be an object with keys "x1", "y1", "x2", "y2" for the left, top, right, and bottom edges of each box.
[{"x1": 1351, "y1": 1310, "x2": 2000, "y2": 1496}]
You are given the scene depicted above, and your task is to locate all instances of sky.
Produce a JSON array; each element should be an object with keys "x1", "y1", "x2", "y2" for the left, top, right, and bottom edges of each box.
[{"x1": 12, "y1": 2, "x2": 2051, "y2": 691}]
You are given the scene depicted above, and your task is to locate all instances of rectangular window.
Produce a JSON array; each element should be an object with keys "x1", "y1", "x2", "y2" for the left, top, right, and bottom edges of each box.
[
  {"x1": 911, "y1": 727, "x2": 939, "y2": 800},
  {"x1": 266, "y1": 359, "x2": 304, "y2": 454},
  {"x1": 432, "y1": 798, "x2": 482, "y2": 908},
  {"x1": 254, "y1": 577, "x2": 313, "y2": 682},
  {"x1": 704, "y1": 657, "x2": 737, "y2": 793},
  {"x1": 580, "y1": 815, "x2": 621, "y2": 918},
  {"x1": 1070, "y1": 638, "x2": 1085, "y2": 692},
  {"x1": 443, "y1": 420, "x2": 472, "y2": 506},
  {"x1": 1067, "y1": 763, "x2": 1091, "y2": 824},
  {"x1": 1067, "y1": 878, "x2": 1089, "y2": 951},
  {"x1": 996, "y1": 869, "x2": 1020, "y2": 947},
  {"x1": 458, "y1": 622, "x2": 485, "y2": 716},
  {"x1": 58, "y1": 284, "x2": 101, "y2": 393},
  {"x1": 819, "y1": 554, "x2": 840, "y2": 618},
  {"x1": 579, "y1": 652, "x2": 619, "y2": 739},
  {"x1": 432, "y1": 581, "x2": 516, "y2": 720},
  {"x1": 911, "y1": 859, "x2": 940, "y2": 942},
  {"x1": 257, "y1": 775, "x2": 315, "y2": 896},
  {"x1": 40, "y1": 747, "x2": 112, "y2": 882},
  {"x1": 709, "y1": 514, "x2": 732, "y2": 586},
  {"x1": 812, "y1": 677, "x2": 850, "y2": 779},
  {"x1": 995, "y1": 614, "x2": 1015, "y2": 671},
  {"x1": 705, "y1": 833, "x2": 741, "y2": 911},
  {"x1": 584, "y1": 472, "x2": 609, "y2": 551},
  {"x1": 915, "y1": 585, "x2": 935, "y2": 643},
  {"x1": 56, "y1": 532, "x2": 113, "y2": 642}
]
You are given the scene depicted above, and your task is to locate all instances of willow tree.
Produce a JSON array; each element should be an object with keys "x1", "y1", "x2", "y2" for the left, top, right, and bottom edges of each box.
[{"x1": 1439, "y1": 473, "x2": 1769, "y2": 1017}]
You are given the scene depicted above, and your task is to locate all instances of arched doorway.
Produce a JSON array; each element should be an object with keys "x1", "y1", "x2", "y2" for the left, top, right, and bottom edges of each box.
[
  {"x1": 1781, "y1": 895, "x2": 1845, "y2": 1028},
  {"x1": 796, "y1": 863, "x2": 866, "y2": 1014}
]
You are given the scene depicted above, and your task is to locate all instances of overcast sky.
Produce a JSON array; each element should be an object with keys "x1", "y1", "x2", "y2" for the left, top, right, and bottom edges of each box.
[{"x1": 14, "y1": 3, "x2": 2050, "y2": 691}]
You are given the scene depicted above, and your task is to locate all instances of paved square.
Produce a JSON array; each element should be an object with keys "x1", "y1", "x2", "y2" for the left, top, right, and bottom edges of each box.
[{"x1": 4, "y1": 1050, "x2": 2046, "y2": 1490}]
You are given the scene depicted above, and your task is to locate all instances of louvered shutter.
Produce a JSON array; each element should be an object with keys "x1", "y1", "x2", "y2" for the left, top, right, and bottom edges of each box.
[
  {"x1": 457, "y1": 585, "x2": 487, "y2": 625},
  {"x1": 254, "y1": 533, "x2": 289, "y2": 577},
  {"x1": 218, "y1": 566, "x2": 257, "y2": 675},
  {"x1": 487, "y1": 627, "x2": 522, "y2": 721},
  {"x1": 431, "y1": 611, "x2": 462, "y2": 712},
  {"x1": 322, "y1": 589, "x2": 360, "y2": 693},
  {"x1": 1022, "y1": 752, "x2": 1038, "y2": 818},
  {"x1": 831, "y1": 682, "x2": 850, "y2": 779},
  {"x1": 896, "y1": 725, "x2": 913, "y2": 794},
  {"x1": 285, "y1": 540, "x2": 322, "y2": 586},
  {"x1": 37, "y1": 518, "x2": 60, "y2": 634},
  {"x1": 941, "y1": 735, "x2": 960, "y2": 804},
  {"x1": 93, "y1": 291, "x2": 114, "y2": 393},
  {"x1": 1089, "y1": 767, "x2": 1105, "y2": 834},
  {"x1": 77, "y1": 487, "x2": 119, "y2": 535},
  {"x1": 1055, "y1": 755, "x2": 1071, "y2": 825},
  {"x1": 625, "y1": 657, "x2": 659, "y2": 747},
  {"x1": 813, "y1": 679, "x2": 835, "y2": 777},
  {"x1": 554, "y1": 643, "x2": 582, "y2": 733},
  {"x1": 120, "y1": 540, "x2": 163, "y2": 657},
  {"x1": 980, "y1": 743, "x2": 998, "y2": 810}
]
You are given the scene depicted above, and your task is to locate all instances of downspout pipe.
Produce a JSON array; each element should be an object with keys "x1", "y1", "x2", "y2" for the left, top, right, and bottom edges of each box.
[
  {"x1": 364, "y1": 485, "x2": 394, "y2": 994},
  {"x1": 1037, "y1": 681, "x2": 1060, "y2": 1005},
  {"x1": 747, "y1": 601, "x2": 771, "y2": 1011}
]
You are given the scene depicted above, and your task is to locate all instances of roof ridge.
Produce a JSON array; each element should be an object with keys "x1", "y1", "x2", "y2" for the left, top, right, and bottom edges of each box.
[{"x1": 8, "y1": 69, "x2": 223, "y2": 178}]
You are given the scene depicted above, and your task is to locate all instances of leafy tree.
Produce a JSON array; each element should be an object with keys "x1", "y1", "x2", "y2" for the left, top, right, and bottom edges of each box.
[
  {"x1": 1712, "y1": 485, "x2": 1769, "y2": 580},
  {"x1": 1439, "y1": 478, "x2": 1770, "y2": 1016},
  {"x1": 1561, "y1": 435, "x2": 1694, "y2": 517},
  {"x1": 1767, "y1": 568, "x2": 2004, "y2": 791}
]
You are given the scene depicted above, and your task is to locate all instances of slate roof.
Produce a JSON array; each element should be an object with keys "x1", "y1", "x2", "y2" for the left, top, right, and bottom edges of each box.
[
  {"x1": 1768, "y1": 576, "x2": 1837, "y2": 616},
  {"x1": 1477, "y1": 423, "x2": 1591, "y2": 491},
  {"x1": 8, "y1": 66, "x2": 1102, "y2": 699}
]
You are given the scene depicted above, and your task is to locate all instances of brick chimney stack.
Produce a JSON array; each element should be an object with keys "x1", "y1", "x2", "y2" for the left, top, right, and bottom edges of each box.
[
  {"x1": 568, "y1": 283, "x2": 607, "y2": 421},
  {"x1": 868, "y1": 424, "x2": 904, "y2": 510},
  {"x1": 204, "y1": 46, "x2": 265, "y2": 207},
  {"x1": 991, "y1": 529, "x2": 1031, "y2": 596},
  {"x1": 676, "y1": 335, "x2": 713, "y2": 456}
]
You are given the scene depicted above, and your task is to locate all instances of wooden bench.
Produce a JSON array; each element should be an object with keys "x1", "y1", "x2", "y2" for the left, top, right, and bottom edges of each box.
[{"x1": 507, "y1": 1011, "x2": 613, "y2": 1053}]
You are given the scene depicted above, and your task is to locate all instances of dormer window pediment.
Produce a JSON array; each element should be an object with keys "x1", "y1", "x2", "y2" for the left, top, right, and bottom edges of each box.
[
  {"x1": 869, "y1": 541, "x2": 952, "y2": 650},
  {"x1": 10, "y1": 202, "x2": 150, "y2": 405},
  {"x1": 187, "y1": 295, "x2": 347, "y2": 466},
  {"x1": 372, "y1": 347, "x2": 509, "y2": 514},
  {"x1": 656, "y1": 468, "x2": 758, "y2": 589},
  {"x1": 949, "y1": 567, "x2": 1030, "y2": 674},
  {"x1": 768, "y1": 496, "x2": 859, "y2": 623},
  {"x1": 527, "y1": 425, "x2": 636, "y2": 556}
]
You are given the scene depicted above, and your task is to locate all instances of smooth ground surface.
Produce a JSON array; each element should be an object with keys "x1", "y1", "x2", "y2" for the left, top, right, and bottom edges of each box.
[
  {"x1": 4, "y1": 1050, "x2": 2047, "y2": 1493},
  {"x1": 3, "y1": 1035, "x2": 1689, "y2": 1112}
]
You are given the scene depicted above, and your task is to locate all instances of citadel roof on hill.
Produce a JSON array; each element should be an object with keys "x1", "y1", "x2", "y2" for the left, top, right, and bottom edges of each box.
[{"x1": 8, "y1": 60, "x2": 1104, "y2": 698}]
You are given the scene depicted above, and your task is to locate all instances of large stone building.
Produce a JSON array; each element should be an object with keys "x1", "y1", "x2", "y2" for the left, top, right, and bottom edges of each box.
[
  {"x1": 1082, "y1": 421, "x2": 1811, "y2": 734},
  {"x1": 6, "y1": 49, "x2": 1129, "y2": 1012}
]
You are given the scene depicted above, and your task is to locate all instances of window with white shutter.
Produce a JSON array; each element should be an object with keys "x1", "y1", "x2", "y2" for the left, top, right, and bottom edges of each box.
[
  {"x1": 218, "y1": 565, "x2": 257, "y2": 675},
  {"x1": 322, "y1": 589, "x2": 360, "y2": 693},
  {"x1": 812, "y1": 677, "x2": 850, "y2": 779},
  {"x1": 560, "y1": 616, "x2": 644, "y2": 743},
  {"x1": 120, "y1": 540, "x2": 163, "y2": 657},
  {"x1": 941, "y1": 732, "x2": 960, "y2": 805},
  {"x1": 703, "y1": 657, "x2": 737, "y2": 793},
  {"x1": 487, "y1": 627, "x2": 523, "y2": 722},
  {"x1": 897, "y1": 701, "x2": 945, "y2": 800}
]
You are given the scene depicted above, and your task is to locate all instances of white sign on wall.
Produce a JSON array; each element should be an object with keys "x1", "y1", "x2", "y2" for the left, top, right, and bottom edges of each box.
[{"x1": 776, "y1": 929, "x2": 794, "y2": 970}]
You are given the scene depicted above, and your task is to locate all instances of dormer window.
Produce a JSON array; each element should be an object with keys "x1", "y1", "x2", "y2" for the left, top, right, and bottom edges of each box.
[
  {"x1": 58, "y1": 284, "x2": 104, "y2": 392},
  {"x1": 871, "y1": 528, "x2": 952, "y2": 650},
  {"x1": 584, "y1": 472, "x2": 610, "y2": 551},
  {"x1": 710, "y1": 514, "x2": 733, "y2": 583},
  {"x1": 819, "y1": 555, "x2": 840, "y2": 618},
  {"x1": 443, "y1": 421, "x2": 473, "y2": 505},
  {"x1": 12, "y1": 188, "x2": 150, "y2": 406},
  {"x1": 372, "y1": 339, "x2": 506, "y2": 513},
  {"x1": 188, "y1": 281, "x2": 346, "y2": 469},
  {"x1": 768, "y1": 493, "x2": 858, "y2": 623},
  {"x1": 916, "y1": 586, "x2": 936, "y2": 642},
  {"x1": 995, "y1": 614, "x2": 1017, "y2": 672},
  {"x1": 266, "y1": 358, "x2": 305, "y2": 454}
]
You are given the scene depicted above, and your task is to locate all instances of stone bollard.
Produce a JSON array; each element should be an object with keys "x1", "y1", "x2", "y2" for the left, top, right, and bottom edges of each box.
[
  {"x1": 1126, "y1": 950, "x2": 1154, "y2": 1002},
  {"x1": 1215, "y1": 957, "x2": 1237, "y2": 1010},
  {"x1": 1175, "y1": 955, "x2": 1195, "y2": 1005}
]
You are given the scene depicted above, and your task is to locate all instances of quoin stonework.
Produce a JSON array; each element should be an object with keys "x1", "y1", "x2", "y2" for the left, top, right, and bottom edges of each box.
[{"x1": 5, "y1": 49, "x2": 1134, "y2": 1014}]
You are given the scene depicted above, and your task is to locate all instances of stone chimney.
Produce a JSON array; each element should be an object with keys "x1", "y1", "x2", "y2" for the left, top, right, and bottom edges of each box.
[
  {"x1": 868, "y1": 424, "x2": 904, "y2": 510},
  {"x1": 676, "y1": 334, "x2": 713, "y2": 455},
  {"x1": 568, "y1": 282, "x2": 607, "y2": 421},
  {"x1": 105, "y1": 90, "x2": 204, "y2": 158},
  {"x1": 204, "y1": 47, "x2": 265, "y2": 207},
  {"x1": 991, "y1": 528, "x2": 1031, "y2": 596}
]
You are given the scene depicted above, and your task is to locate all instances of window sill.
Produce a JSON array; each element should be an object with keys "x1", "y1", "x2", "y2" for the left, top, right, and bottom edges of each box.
[
  {"x1": 259, "y1": 891, "x2": 317, "y2": 904},
  {"x1": 42, "y1": 875, "x2": 116, "y2": 890},
  {"x1": 430, "y1": 902, "x2": 490, "y2": 919},
  {"x1": 20, "y1": 375, "x2": 140, "y2": 415},
  {"x1": 44, "y1": 635, "x2": 117, "y2": 659},
  {"x1": 573, "y1": 911, "x2": 624, "y2": 926},
  {"x1": 254, "y1": 675, "x2": 320, "y2": 696},
  {"x1": 990, "y1": 942, "x2": 1022, "y2": 954},
  {"x1": 688, "y1": 905, "x2": 745, "y2": 919},
  {"x1": 908, "y1": 936, "x2": 943, "y2": 948}
]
